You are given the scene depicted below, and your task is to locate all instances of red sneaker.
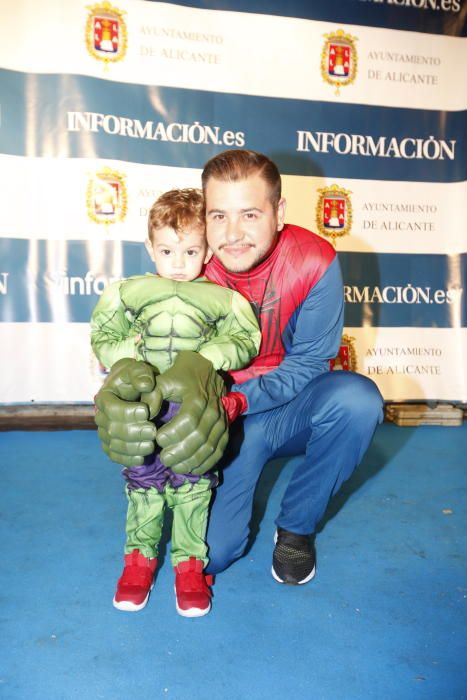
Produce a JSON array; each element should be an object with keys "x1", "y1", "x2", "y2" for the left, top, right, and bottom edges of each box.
[
  {"x1": 113, "y1": 549, "x2": 157, "y2": 612},
  {"x1": 174, "y1": 557, "x2": 213, "y2": 618}
]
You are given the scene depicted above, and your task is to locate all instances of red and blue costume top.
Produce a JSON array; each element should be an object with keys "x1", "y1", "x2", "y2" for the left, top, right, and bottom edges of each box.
[{"x1": 205, "y1": 223, "x2": 343, "y2": 415}]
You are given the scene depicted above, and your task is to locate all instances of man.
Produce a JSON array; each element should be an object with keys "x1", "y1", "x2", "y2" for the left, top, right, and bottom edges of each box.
[{"x1": 95, "y1": 150, "x2": 383, "y2": 586}]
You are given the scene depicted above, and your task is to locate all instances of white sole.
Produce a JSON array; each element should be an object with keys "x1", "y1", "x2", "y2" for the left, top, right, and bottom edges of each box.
[
  {"x1": 175, "y1": 601, "x2": 211, "y2": 618},
  {"x1": 271, "y1": 564, "x2": 316, "y2": 585},
  {"x1": 113, "y1": 584, "x2": 153, "y2": 612}
]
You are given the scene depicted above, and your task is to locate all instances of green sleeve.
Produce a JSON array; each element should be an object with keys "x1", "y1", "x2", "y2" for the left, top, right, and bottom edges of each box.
[
  {"x1": 198, "y1": 289, "x2": 261, "y2": 371},
  {"x1": 90, "y1": 280, "x2": 141, "y2": 369}
]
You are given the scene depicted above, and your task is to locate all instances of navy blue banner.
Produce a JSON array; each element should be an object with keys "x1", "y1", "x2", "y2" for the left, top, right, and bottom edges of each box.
[
  {"x1": 340, "y1": 251, "x2": 466, "y2": 327},
  {"x1": 0, "y1": 239, "x2": 152, "y2": 324},
  {"x1": 167, "y1": 0, "x2": 466, "y2": 37},
  {"x1": 1, "y1": 239, "x2": 465, "y2": 327},
  {"x1": 0, "y1": 70, "x2": 465, "y2": 183}
]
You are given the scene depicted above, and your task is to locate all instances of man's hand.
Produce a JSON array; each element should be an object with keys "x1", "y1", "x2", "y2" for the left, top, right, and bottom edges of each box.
[
  {"x1": 94, "y1": 358, "x2": 162, "y2": 467},
  {"x1": 155, "y1": 351, "x2": 228, "y2": 475}
]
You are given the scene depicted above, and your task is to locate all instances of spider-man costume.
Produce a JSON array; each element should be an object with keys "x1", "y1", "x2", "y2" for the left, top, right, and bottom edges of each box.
[{"x1": 203, "y1": 223, "x2": 384, "y2": 574}]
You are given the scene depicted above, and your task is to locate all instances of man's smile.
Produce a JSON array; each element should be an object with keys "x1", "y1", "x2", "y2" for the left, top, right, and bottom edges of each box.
[{"x1": 220, "y1": 244, "x2": 255, "y2": 257}]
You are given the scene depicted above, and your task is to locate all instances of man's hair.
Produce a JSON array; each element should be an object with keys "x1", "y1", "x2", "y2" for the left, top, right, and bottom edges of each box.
[
  {"x1": 201, "y1": 150, "x2": 282, "y2": 207},
  {"x1": 148, "y1": 188, "x2": 205, "y2": 240}
]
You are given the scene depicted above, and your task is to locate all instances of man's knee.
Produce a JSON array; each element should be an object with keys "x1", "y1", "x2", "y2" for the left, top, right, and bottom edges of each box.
[
  {"x1": 206, "y1": 534, "x2": 247, "y2": 575},
  {"x1": 345, "y1": 373, "x2": 384, "y2": 425},
  {"x1": 318, "y1": 371, "x2": 383, "y2": 426}
]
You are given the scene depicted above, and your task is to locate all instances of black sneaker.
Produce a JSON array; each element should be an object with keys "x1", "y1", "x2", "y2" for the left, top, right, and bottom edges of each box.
[{"x1": 272, "y1": 528, "x2": 316, "y2": 585}]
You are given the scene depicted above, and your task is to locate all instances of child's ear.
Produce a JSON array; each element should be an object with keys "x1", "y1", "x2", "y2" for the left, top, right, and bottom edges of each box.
[
  {"x1": 145, "y1": 238, "x2": 156, "y2": 262},
  {"x1": 204, "y1": 247, "x2": 213, "y2": 264}
]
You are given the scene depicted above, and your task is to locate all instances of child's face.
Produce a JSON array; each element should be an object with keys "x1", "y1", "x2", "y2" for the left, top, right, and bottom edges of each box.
[{"x1": 146, "y1": 225, "x2": 212, "y2": 282}]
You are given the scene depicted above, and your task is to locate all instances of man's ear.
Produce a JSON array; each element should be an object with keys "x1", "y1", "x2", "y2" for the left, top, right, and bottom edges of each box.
[
  {"x1": 276, "y1": 197, "x2": 286, "y2": 231},
  {"x1": 204, "y1": 247, "x2": 213, "y2": 264},
  {"x1": 145, "y1": 238, "x2": 155, "y2": 262}
]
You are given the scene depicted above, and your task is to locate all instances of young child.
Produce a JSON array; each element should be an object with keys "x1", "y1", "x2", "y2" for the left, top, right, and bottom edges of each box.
[{"x1": 90, "y1": 189, "x2": 260, "y2": 617}]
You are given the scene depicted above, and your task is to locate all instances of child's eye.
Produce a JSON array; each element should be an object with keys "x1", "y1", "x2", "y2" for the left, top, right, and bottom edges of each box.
[
  {"x1": 186, "y1": 249, "x2": 199, "y2": 257},
  {"x1": 160, "y1": 249, "x2": 171, "y2": 256}
]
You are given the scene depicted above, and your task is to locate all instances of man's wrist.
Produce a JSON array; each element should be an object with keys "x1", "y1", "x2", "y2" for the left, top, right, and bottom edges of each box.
[{"x1": 221, "y1": 391, "x2": 248, "y2": 423}]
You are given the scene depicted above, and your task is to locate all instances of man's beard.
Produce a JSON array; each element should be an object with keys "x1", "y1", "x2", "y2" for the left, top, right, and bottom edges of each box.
[{"x1": 215, "y1": 239, "x2": 277, "y2": 273}]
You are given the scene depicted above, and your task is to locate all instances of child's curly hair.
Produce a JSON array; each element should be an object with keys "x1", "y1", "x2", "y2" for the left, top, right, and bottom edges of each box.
[{"x1": 148, "y1": 188, "x2": 205, "y2": 241}]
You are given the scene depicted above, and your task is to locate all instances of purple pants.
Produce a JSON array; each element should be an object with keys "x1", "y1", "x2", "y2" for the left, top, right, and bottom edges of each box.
[{"x1": 123, "y1": 401, "x2": 216, "y2": 492}]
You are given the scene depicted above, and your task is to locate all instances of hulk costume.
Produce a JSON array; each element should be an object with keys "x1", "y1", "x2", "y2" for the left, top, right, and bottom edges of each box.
[{"x1": 91, "y1": 273, "x2": 260, "y2": 565}]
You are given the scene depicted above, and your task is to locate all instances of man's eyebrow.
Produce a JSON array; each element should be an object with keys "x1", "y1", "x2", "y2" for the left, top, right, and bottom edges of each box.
[{"x1": 206, "y1": 207, "x2": 263, "y2": 215}]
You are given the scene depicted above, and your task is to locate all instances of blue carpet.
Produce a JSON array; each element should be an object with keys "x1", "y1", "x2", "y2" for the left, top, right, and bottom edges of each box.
[{"x1": 0, "y1": 423, "x2": 466, "y2": 700}]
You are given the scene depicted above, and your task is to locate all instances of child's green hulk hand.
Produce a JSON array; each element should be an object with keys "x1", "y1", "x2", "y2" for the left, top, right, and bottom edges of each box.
[{"x1": 94, "y1": 358, "x2": 160, "y2": 467}]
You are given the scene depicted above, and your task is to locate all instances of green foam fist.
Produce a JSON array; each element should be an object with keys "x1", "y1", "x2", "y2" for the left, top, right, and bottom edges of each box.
[
  {"x1": 155, "y1": 351, "x2": 228, "y2": 475},
  {"x1": 94, "y1": 358, "x2": 162, "y2": 467}
]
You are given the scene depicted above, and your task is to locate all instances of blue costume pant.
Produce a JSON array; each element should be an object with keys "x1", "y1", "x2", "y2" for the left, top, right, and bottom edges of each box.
[{"x1": 206, "y1": 371, "x2": 384, "y2": 574}]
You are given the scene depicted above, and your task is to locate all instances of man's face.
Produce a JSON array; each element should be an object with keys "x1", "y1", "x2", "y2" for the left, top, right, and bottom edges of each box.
[
  {"x1": 205, "y1": 173, "x2": 286, "y2": 273},
  {"x1": 145, "y1": 225, "x2": 212, "y2": 282}
]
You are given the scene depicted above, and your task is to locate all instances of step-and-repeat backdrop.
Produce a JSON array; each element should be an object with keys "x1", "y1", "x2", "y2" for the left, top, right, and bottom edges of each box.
[{"x1": 0, "y1": 0, "x2": 465, "y2": 403}]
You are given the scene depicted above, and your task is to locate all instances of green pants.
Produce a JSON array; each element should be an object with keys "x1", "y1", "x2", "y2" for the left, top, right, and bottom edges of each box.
[{"x1": 124, "y1": 479, "x2": 213, "y2": 566}]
